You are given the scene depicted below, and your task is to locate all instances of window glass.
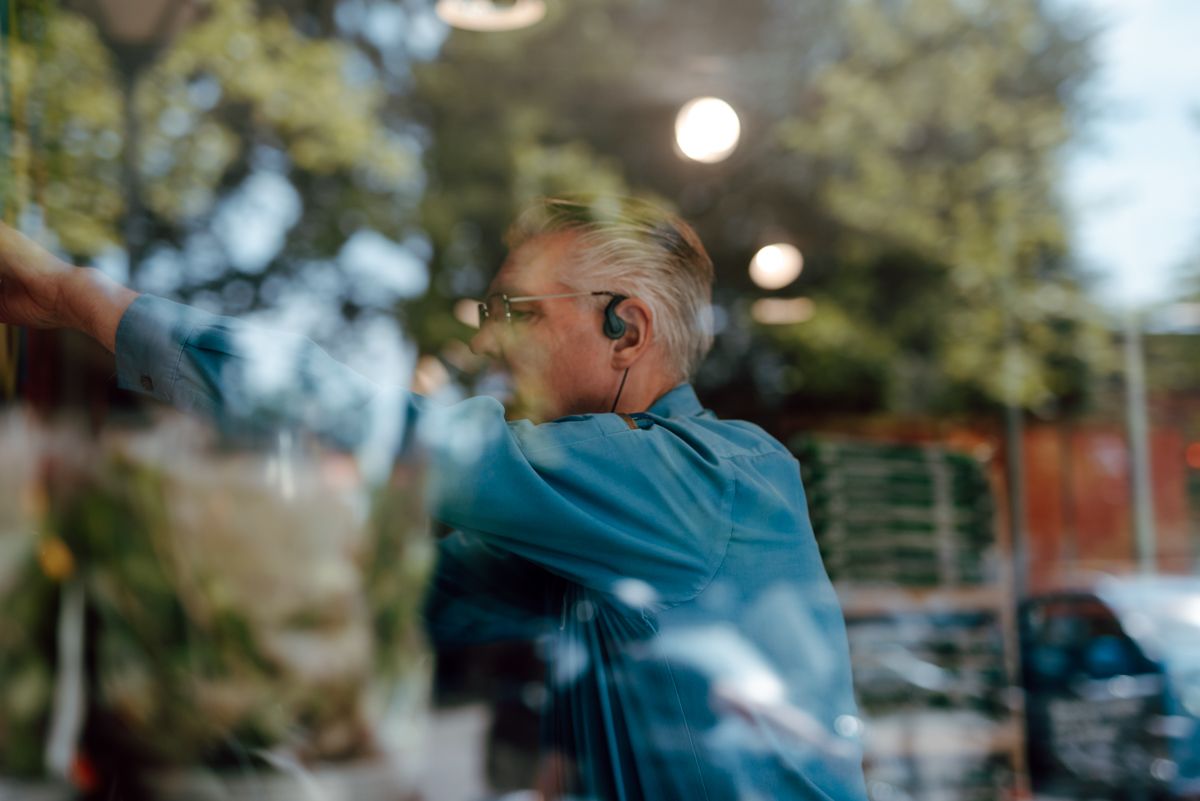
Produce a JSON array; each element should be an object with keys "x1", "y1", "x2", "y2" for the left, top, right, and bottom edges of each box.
[{"x1": 2, "y1": 2, "x2": 1198, "y2": 800}]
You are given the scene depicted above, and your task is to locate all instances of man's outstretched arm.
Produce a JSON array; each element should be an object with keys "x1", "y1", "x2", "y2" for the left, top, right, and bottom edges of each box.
[
  {"x1": 0, "y1": 223, "x2": 386, "y2": 449},
  {"x1": 1, "y1": 222, "x2": 730, "y2": 606},
  {"x1": 0, "y1": 223, "x2": 139, "y2": 352}
]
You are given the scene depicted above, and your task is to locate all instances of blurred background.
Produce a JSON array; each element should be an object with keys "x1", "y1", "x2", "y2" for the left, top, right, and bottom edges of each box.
[{"x1": 2, "y1": 0, "x2": 1199, "y2": 799}]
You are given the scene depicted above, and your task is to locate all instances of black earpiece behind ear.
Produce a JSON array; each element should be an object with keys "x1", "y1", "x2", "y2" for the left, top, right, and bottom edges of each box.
[{"x1": 602, "y1": 295, "x2": 628, "y2": 340}]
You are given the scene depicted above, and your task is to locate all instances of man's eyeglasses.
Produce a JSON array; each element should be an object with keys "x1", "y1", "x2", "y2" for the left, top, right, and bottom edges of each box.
[{"x1": 477, "y1": 291, "x2": 619, "y2": 326}]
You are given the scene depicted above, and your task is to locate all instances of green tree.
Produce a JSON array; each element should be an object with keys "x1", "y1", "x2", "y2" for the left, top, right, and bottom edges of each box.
[
  {"x1": 6, "y1": 0, "x2": 418, "y2": 321},
  {"x1": 774, "y1": 0, "x2": 1113, "y2": 415}
]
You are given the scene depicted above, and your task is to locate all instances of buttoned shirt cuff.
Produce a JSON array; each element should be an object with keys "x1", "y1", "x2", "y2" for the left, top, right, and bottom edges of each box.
[{"x1": 114, "y1": 294, "x2": 206, "y2": 405}]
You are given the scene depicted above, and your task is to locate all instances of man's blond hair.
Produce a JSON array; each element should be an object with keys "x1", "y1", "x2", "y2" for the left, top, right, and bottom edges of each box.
[{"x1": 506, "y1": 196, "x2": 715, "y2": 379}]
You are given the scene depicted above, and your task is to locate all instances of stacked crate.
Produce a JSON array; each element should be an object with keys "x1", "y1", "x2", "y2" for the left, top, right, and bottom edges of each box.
[
  {"x1": 794, "y1": 439, "x2": 996, "y2": 587},
  {"x1": 792, "y1": 437, "x2": 1020, "y2": 801}
]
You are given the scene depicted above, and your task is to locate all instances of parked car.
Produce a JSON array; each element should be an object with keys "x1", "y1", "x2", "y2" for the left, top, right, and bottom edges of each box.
[{"x1": 1021, "y1": 575, "x2": 1200, "y2": 800}]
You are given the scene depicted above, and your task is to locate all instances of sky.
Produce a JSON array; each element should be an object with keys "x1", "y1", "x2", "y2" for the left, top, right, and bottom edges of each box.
[{"x1": 1060, "y1": 0, "x2": 1200, "y2": 310}]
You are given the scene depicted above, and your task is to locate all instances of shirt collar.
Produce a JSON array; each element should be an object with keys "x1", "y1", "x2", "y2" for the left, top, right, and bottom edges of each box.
[{"x1": 646, "y1": 383, "x2": 704, "y2": 418}]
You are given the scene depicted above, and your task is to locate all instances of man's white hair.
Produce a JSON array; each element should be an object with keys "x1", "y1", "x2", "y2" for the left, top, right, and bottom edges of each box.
[{"x1": 506, "y1": 196, "x2": 715, "y2": 380}]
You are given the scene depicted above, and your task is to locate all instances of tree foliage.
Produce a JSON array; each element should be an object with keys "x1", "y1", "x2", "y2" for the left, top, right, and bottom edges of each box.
[
  {"x1": 7, "y1": 0, "x2": 418, "y2": 327},
  {"x1": 772, "y1": 0, "x2": 1112, "y2": 414}
]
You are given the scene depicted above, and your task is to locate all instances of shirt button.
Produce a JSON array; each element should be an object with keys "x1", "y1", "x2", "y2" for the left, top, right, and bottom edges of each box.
[{"x1": 140, "y1": 375, "x2": 154, "y2": 392}]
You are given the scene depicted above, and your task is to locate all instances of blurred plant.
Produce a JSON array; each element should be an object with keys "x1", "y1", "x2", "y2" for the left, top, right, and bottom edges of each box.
[
  {"x1": 48, "y1": 418, "x2": 432, "y2": 771},
  {"x1": 0, "y1": 414, "x2": 56, "y2": 777}
]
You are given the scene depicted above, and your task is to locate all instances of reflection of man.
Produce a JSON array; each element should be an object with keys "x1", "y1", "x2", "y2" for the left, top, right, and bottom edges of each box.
[{"x1": 0, "y1": 198, "x2": 867, "y2": 800}]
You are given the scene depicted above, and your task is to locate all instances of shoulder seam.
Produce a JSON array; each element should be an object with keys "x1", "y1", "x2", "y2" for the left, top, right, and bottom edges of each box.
[{"x1": 516, "y1": 419, "x2": 642, "y2": 456}]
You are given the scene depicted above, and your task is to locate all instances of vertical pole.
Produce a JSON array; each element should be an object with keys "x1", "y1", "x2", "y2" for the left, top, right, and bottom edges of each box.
[
  {"x1": 1000, "y1": 267, "x2": 1029, "y2": 601},
  {"x1": 1123, "y1": 310, "x2": 1157, "y2": 573},
  {"x1": 999, "y1": 279, "x2": 1031, "y2": 800}
]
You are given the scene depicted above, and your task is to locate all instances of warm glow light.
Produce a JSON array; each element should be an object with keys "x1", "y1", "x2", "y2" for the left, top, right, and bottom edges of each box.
[
  {"x1": 435, "y1": 0, "x2": 547, "y2": 31},
  {"x1": 675, "y1": 97, "x2": 741, "y2": 163},
  {"x1": 454, "y1": 298, "x2": 481, "y2": 328},
  {"x1": 749, "y1": 243, "x2": 803, "y2": 289},
  {"x1": 751, "y1": 297, "x2": 814, "y2": 325}
]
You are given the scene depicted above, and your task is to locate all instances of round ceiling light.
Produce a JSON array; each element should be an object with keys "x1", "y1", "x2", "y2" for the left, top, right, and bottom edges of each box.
[
  {"x1": 675, "y1": 96, "x2": 741, "y2": 164},
  {"x1": 435, "y1": 0, "x2": 547, "y2": 32},
  {"x1": 749, "y1": 243, "x2": 804, "y2": 290}
]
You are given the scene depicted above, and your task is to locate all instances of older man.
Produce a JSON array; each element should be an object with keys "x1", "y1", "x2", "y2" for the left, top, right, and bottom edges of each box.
[{"x1": 0, "y1": 199, "x2": 867, "y2": 801}]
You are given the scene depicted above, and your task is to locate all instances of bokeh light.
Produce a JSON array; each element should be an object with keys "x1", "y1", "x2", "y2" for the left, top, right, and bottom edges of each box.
[
  {"x1": 749, "y1": 243, "x2": 803, "y2": 289},
  {"x1": 675, "y1": 97, "x2": 741, "y2": 163},
  {"x1": 751, "y1": 297, "x2": 814, "y2": 325},
  {"x1": 435, "y1": 0, "x2": 547, "y2": 32}
]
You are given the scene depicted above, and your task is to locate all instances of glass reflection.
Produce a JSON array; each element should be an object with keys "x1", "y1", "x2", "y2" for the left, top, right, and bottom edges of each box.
[{"x1": 1, "y1": 0, "x2": 1198, "y2": 799}]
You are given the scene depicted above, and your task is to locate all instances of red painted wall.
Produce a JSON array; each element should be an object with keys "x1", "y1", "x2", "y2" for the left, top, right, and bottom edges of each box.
[{"x1": 1022, "y1": 425, "x2": 1192, "y2": 591}]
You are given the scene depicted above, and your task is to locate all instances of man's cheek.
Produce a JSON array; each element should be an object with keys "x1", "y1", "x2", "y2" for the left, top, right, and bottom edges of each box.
[{"x1": 513, "y1": 343, "x2": 553, "y2": 378}]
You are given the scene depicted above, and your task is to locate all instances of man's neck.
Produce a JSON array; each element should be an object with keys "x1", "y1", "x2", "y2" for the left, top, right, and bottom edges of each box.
[{"x1": 611, "y1": 366, "x2": 682, "y2": 415}]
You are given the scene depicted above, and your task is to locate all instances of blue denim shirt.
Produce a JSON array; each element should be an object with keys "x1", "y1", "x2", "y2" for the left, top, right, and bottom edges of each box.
[{"x1": 115, "y1": 294, "x2": 867, "y2": 801}]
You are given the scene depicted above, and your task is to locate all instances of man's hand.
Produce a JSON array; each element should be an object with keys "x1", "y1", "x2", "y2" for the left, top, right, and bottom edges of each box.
[
  {"x1": 0, "y1": 222, "x2": 75, "y2": 329},
  {"x1": 0, "y1": 223, "x2": 139, "y2": 352}
]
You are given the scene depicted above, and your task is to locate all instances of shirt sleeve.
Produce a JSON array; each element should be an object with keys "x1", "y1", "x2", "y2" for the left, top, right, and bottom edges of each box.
[
  {"x1": 420, "y1": 401, "x2": 735, "y2": 606},
  {"x1": 115, "y1": 294, "x2": 387, "y2": 450},
  {"x1": 422, "y1": 530, "x2": 560, "y2": 646},
  {"x1": 115, "y1": 294, "x2": 736, "y2": 607}
]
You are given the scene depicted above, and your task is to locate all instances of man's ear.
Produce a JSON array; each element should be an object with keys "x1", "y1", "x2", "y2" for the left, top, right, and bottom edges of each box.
[{"x1": 610, "y1": 298, "x2": 653, "y2": 370}]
